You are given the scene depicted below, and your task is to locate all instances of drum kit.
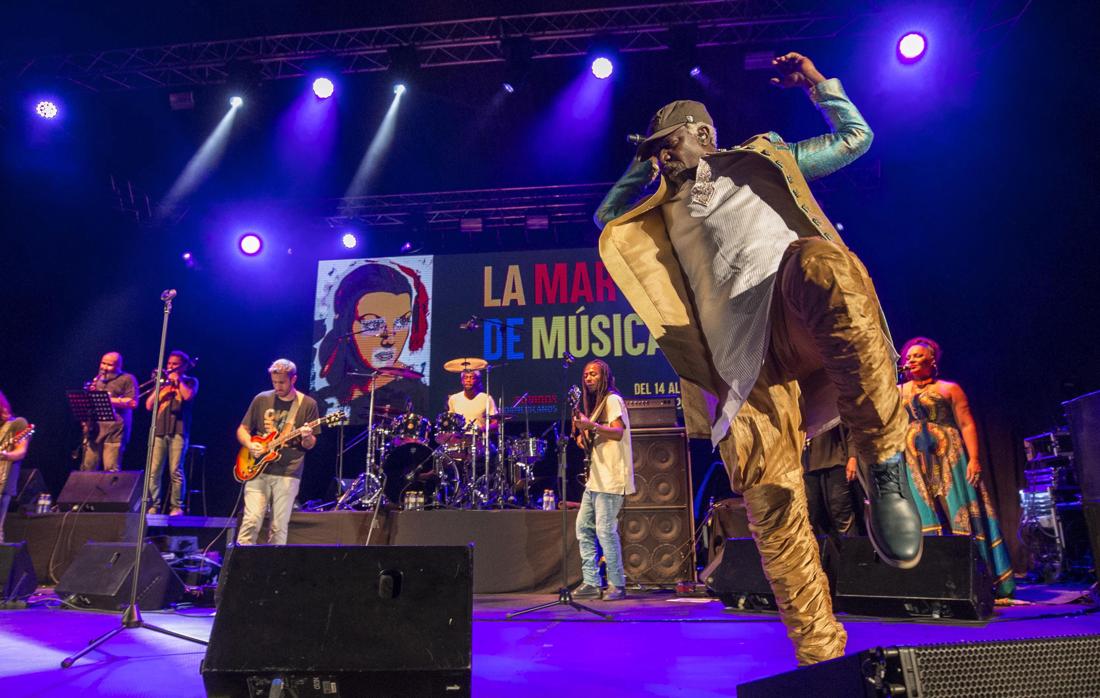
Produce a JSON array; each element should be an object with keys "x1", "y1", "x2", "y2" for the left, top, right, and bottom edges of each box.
[{"x1": 331, "y1": 357, "x2": 548, "y2": 511}]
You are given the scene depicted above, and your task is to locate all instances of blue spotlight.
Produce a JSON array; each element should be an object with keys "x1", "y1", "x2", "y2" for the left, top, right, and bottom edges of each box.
[
  {"x1": 393, "y1": 83, "x2": 407, "y2": 96},
  {"x1": 689, "y1": 66, "x2": 702, "y2": 78},
  {"x1": 502, "y1": 82, "x2": 515, "y2": 94},
  {"x1": 897, "y1": 32, "x2": 927, "y2": 63},
  {"x1": 229, "y1": 95, "x2": 244, "y2": 108},
  {"x1": 239, "y1": 233, "x2": 263, "y2": 256},
  {"x1": 590, "y1": 57, "x2": 614, "y2": 80},
  {"x1": 35, "y1": 100, "x2": 59, "y2": 119},
  {"x1": 341, "y1": 232, "x2": 358, "y2": 249},
  {"x1": 312, "y1": 77, "x2": 335, "y2": 99}
]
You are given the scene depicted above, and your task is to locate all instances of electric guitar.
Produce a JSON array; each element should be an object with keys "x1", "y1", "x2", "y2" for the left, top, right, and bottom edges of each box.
[
  {"x1": 567, "y1": 386, "x2": 594, "y2": 486},
  {"x1": 234, "y1": 409, "x2": 346, "y2": 483},
  {"x1": 0, "y1": 424, "x2": 35, "y2": 493}
]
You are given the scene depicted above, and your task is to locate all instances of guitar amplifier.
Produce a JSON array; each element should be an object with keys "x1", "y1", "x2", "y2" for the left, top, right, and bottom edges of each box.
[{"x1": 624, "y1": 397, "x2": 680, "y2": 428}]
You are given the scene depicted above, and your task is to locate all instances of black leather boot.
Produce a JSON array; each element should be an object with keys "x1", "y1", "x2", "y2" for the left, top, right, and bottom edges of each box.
[{"x1": 859, "y1": 452, "x2": 923, "y2": 569}]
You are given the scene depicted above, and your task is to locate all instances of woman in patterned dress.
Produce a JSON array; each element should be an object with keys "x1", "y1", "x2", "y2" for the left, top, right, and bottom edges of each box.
[{"x1": 899, "y1": 337, "x2": 1015, "y2": 598}]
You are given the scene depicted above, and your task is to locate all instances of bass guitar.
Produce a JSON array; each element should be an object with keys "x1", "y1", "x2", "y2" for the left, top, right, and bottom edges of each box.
[
  {"x1": 567, "y1": 385, "x2": 594, "y2": 486},
  {"x1": 234, "y1": 409, "x2": 346, "y2": 483}
]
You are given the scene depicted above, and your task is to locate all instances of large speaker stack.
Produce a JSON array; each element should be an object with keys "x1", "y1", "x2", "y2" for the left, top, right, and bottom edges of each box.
[
  {"x1": 738, "y1": 634, "x2": 1100, "y2": 697},
  {"x1": 1064, "y1": 389, "x2": 1100, "y2": 586},
  {"x1": 202, "y1": 545, "x2": 473, "y2": 697},
  {"x1": 623, "y1": 415, "x2": 695, "y2": 585}
]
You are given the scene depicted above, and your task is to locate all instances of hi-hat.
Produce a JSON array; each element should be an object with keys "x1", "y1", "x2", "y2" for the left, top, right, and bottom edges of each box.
[
  {"x1": 443, "y1": 357, "x2": 488, "y2": 373},
  {"x1": 376, "y1": 365, "x2": 423, "y2": 380}
]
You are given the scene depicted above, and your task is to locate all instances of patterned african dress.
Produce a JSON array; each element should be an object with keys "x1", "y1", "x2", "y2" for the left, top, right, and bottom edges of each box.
[{"x1": 903, "y1": 384, "x2": 1016, "y2": 597}]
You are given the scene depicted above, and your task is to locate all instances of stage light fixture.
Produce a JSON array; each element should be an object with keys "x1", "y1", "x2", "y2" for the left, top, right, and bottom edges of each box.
[
  {"x1": 393, "y1": 83, "x2": 407, "y2": 96},
  {"x1": 229, "y1": 95, "x2": 244, "y2": 108},
  {"x1": 399, "y1": 241, "x2": 414, "y2": 253},
  {"x1": 239, "y1": 233, "x2": 263, "y2": 256},
  {"x1": 897, "y1": 32, "x2": 927, "y2": 63},
  {"x1": 689, "y1": 66, "x2": 702, "y2": 78},
  {"x1": 502, "y1": 82, "x2": 515, "y2": 94},
  {"x1": 35, "y1": 100, "x2": 59, "y2": 119},
  {"x1": 590, "y1": 57, "x2": 614, "y2": 80},
  {"x1": 341, "y1": 232, "x2": 358, "y2": 249},
  {"x1": 312, "y1": 77, "x2": 335, "y2": 99}
]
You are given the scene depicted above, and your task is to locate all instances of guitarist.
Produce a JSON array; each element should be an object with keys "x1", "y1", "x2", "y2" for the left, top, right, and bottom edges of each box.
[
  {"x1": 571, "y1": 360, "x2": 634, "y2": 601},
  {"x1": 235, "y1": 359, "x2": 319, "y2": 546},
  {"x1": 0, "y1": 388, "x2": 32, "y2": 543}
]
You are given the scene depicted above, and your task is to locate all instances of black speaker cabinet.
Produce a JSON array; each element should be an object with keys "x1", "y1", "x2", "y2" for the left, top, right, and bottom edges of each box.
[
  {"x1": 826, "y1": 536, "x2": 994, "y2": 620},
  {"x1": 704, "y1": 537, "x2": 778, "y2": 611},
  {"x1": 737, "y1": 634, "x2": 1100, "y2": 698},
  {"x1": 11, "y1": 468, "x2": 47, "y2": 512},
  {"x1": 55, "y1": 541, "x2": 183, "y2": 610},
  {"x1": 202, "y1": 545, "x2": 473, "y2": 698},
  {"x1": 0, "y1": 542, "x2": 38, "y2": 603},
  {"x1": 622, "y1": 428, "x2": 695, "y2": 586},
  {"x1": 57, "y1": 471, "x2": 143, "y2": 512}
]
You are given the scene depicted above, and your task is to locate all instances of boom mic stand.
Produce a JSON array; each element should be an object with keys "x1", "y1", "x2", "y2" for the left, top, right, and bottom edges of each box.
[
  {"x1": 507, "y1": 353, "x2": 609, "y2": 620},
  {"x1": 62, "y1": 289, "x2": 207, "y2": 668}
]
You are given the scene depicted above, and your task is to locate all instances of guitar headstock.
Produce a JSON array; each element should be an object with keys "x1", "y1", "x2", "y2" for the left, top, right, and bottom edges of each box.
[
  {"x1": 567, "y1": 385, "x2": 582, "y2": 410},
  {"x1": 322, "y1": 407, "x2": 350, "y2": 427}
]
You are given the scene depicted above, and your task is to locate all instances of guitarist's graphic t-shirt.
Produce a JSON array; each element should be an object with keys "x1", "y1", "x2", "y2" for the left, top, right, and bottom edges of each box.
[{"x1": 241, "y1": 391, "x2": 320, "y2": 479}]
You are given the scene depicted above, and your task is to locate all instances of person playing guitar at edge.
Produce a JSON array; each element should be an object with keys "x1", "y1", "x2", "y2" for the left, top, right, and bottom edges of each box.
[
  {"x1": 570, "y1": 360, "x2": 635, "y2": 601},
  {"x1": 235, "y1": 359, "x2": 319, "y2": 546},
  {"x1": 0, "y1": 388, "x2": 33, "y2": 544}
]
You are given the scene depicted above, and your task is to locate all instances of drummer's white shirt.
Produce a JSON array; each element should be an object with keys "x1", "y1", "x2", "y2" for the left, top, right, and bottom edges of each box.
[{"x1": 447, "y1": 391, "x2": 498, "y2": 426}]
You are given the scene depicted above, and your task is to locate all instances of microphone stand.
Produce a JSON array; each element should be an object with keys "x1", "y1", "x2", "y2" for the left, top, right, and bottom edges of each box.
[
  {"x1": 62, "y1": 290, "x2": 207, "y2": 668},
  {"x1": 507, "y1": 353, "x2": 609, "y2": 620}
]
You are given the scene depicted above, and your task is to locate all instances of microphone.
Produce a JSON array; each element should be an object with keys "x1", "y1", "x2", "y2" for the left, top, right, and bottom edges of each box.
[
  {"x1": 459, "y1": 316, "x2": 481, "y2": 331},
  {"x1": 627, "y1": 133, "x2": 646, "y2": 145},
  {"x1": 161, "y1": 289, "x2": 178, "y2": 301}
]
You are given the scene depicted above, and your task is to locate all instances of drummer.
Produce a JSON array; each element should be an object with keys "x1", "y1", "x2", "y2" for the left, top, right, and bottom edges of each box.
[{"x1": 446, "y1": 370, "x2": 499, "y2": 431}]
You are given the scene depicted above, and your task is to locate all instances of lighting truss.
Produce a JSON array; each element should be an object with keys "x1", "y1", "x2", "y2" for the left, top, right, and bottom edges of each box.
[
  {"x1": 3, "y1": 0, "x2": 875, "y2": 92},
  {"x1": 326, "y1": 161, "x2": 879, "y2": 232}
]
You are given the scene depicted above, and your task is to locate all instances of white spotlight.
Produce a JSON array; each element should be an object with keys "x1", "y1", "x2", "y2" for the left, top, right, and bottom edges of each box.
[
  {"x1": 229, "y1": 95, "x2": 244, "y2": 108},
  {"x1": 393, "y1": 83, "x2": 407, "y2": 96}
]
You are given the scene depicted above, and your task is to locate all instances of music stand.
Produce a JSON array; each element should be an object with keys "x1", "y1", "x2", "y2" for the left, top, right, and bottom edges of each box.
[{"x1": 62, "y1": 290, "x2": 206, "y2": 668}]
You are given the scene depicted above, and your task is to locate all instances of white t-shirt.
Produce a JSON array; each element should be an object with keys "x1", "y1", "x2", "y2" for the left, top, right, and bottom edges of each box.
[
  {"x1": 446, "y1": 391, "x2": 498, "y2": 426},
  {"x1": 585, "y1": 393, "x2": 635, "y2": 496}
]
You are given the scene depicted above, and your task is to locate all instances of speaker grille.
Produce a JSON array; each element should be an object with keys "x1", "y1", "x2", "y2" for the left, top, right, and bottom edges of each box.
[
  {"x1": 627, "y1": 429, "x2": 690, "y2": 508},
  {"x1": 621, "y1": 509, "x2": 693, "y2": 584},
  {"x1": 899, "y1": 635, "x2": 1100, "y2": 698}
]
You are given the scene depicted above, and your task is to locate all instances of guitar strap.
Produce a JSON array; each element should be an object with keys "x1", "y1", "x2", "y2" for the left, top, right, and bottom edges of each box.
[{"x1": 281, "y1": 392, "x2": 305, "y2": 435}]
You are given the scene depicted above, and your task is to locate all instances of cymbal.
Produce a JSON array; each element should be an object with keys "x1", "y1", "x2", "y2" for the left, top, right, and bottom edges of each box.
[
  {"x1": 443, "y1": 357, "x2": 488, "y2": 373},
  {"x1": 376, "y1": 365, "x2": 423, "y2": 380}
]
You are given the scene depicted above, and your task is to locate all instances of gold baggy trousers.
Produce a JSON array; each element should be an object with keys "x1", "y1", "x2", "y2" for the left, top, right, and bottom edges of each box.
[{"x1": 718, "y1": 237, "x2": 908, "y2": 665}]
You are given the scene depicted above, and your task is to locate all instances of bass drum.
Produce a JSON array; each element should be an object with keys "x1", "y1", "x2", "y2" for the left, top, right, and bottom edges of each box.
[{"x1": 381, "y1": 442, "x2": 435, "y2": 505}]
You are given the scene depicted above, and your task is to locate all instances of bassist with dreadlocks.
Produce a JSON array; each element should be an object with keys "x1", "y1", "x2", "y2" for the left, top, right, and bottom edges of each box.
[{"x1": 571, "y1": 360, "x2": 634, "y2": 601}]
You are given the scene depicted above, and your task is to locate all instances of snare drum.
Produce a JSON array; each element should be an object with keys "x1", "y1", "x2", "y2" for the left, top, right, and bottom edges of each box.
[
  {"x1": 391, "y1": 412, "x2": 431, "y2": 445},
  {"x1": 434, "y1": 412, "x2": 467, "y2": 446},
  {"x1": 506, "y1": 436, "x2": 547, "y2": 465}
]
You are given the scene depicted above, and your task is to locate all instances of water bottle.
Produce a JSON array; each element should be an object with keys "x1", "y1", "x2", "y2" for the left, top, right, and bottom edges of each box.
[
  {"x1": 542, "y1": 489, "x2": 556, "y2": 511},
  {"x1": 36, "y1": 492, "x2": 52, "y2": 514}
]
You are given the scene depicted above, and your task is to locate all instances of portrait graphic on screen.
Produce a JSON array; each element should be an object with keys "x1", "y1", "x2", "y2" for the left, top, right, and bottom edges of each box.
[{"x1": 312, "y1": 257, "x2": 433, "y2": 424}]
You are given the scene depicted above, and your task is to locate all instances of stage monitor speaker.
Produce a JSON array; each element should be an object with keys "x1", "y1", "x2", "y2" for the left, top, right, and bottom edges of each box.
[
  {"x1": 737, "y1": 634, "x2": 1100, "y2": 698},
  {"x1": 827, "y1": 535, "x2": 994, "y2": 620},
  {"x1": 11, "y1": 468, "x2": 47, "y2": 512},
  {"x1": 0, "y1": 542, "x2": 38, "y2": 604},
  {"x1": 202, "y1": 545, "x2": 473, "y2": 698},
  {"x1": 704, "y1": 537, "x2": 777, "y2": 611},
  {"x1": 57, "y1": 471, "x2": 142, "y2": 512},
  {"x1": 55, "y1": 541, "x2": 183, "y2": 610}
]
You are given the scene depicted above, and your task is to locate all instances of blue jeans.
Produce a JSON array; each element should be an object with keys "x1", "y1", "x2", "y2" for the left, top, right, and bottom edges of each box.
[
  {"x1": 148, "y1": 434, "x2": 187, "y2": 511},
  {"x1": 576, "y1": 489, "x2": 626, "y2": 587}
]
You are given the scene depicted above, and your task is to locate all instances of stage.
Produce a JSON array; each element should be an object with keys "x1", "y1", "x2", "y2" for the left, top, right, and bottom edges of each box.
[{"x1": 0, "y1": 584, "x2": 1096, "y2": 697}]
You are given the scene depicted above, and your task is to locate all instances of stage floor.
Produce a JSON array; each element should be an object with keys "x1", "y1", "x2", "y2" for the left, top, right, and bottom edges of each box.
[{"x1": 1, "y1": 584, "x2": 1096, "y2": 697}]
